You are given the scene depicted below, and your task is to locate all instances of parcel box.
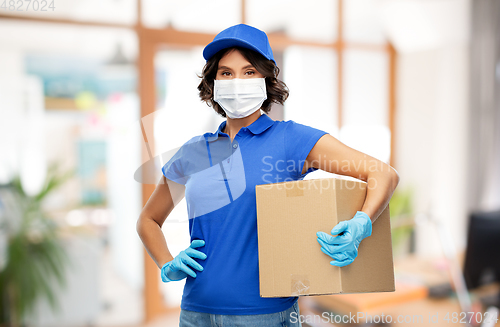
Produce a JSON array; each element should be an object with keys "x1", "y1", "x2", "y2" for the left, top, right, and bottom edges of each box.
[{"x1": 255, "y1": 177, "x2": 395, "y2": 297}]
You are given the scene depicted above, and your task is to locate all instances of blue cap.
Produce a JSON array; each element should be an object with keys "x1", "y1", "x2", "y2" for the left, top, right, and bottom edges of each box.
[{"x1": 203, "y1": 24, "x2": 275, "y2": 64}]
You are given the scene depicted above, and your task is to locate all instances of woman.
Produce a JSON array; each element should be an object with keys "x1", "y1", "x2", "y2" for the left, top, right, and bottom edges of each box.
[{"x1": 136, "y1": 24, "x2": 400, "y2": 326}]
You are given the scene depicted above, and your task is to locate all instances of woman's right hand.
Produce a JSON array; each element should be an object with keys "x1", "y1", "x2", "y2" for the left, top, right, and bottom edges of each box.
[{"x1": 160, "y1": 239, "x2": 207, "y2": 282}]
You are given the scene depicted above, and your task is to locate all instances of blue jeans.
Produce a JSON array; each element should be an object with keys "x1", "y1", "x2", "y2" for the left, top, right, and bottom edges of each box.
[{"x1": 179, "y1": 300, "x2": 302, "y2": 327}]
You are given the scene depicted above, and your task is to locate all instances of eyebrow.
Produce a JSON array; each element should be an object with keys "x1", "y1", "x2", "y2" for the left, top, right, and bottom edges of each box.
[{"x1": 217, "y1": 64, "x2": 255, "y2": 71}]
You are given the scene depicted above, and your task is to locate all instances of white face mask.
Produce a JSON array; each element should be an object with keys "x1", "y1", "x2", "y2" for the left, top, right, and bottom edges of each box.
[{"x1": 213, "y1": 78, "x2": 267, "y2": 119}]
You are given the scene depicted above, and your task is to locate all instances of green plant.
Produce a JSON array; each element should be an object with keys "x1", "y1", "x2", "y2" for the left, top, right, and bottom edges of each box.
[
  {"x1": 389, "y1": 187, "x2": 414, "y2": 254},
  {"x1": 0, "y1": 162, "x2": 76, "y2": 327}
]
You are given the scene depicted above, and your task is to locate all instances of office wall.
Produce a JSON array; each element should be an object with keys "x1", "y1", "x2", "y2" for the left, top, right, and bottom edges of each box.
[{"x1": 396, "y1": 44, "x2": 470, "y2": 256}]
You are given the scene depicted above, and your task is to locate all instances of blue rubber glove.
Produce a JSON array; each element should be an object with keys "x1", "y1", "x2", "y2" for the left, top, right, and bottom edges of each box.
[
  {"x1": 316, "y1": 211, "x2": 372, "y2": 267},
  {"x1": 161, "y1": 239, "x2": 207, "y2": 282}
]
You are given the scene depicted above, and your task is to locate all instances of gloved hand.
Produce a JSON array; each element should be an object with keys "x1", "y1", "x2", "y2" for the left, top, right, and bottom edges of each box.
[
  {"x1": 316, "y1": 211, "x2": 372, "y2": 267},
  {"x1": 161, "y1": 239, "x2": 207, "y2": 282}
]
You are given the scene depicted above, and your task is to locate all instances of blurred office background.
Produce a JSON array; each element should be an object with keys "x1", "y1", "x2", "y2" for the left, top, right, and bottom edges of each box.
[{"x1": 0, "y1": 0, "x2": 499, "y2": 326}]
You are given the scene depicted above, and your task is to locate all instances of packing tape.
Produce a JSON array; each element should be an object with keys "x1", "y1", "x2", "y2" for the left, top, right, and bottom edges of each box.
[{"x1": 291, "y1": 274, "x2": 310, "y2": 296}]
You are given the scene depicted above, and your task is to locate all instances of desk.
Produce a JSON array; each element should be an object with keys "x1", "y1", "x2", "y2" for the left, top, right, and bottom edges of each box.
[
  {"x1": 299, "y1": 287, "x2": 499, "y2": 327},
  {"x1": 297, "y1": 255, "x2": 500, "y2": 326}
]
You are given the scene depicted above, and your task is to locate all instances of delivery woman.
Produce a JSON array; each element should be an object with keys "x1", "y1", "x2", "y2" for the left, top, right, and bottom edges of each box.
[{"x1": 136, "y1": 24, "x2": 400, "y2": 327}]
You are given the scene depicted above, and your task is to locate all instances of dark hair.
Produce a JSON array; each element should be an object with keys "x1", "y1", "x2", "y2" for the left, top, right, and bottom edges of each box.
[{"x1": 197, "y1": 46, "x2": 289, "y2": 117}]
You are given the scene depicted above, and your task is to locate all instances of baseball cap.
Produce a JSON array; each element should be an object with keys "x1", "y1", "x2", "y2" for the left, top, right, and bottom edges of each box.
[{"x1": 203, "y1": 24, "x2": 276, "y2": 64}]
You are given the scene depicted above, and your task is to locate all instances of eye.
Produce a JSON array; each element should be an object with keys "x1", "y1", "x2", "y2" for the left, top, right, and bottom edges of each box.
[
  {"x1": 245, "y1": 70, "x2": 256, "y2": 75},
  {"x1": 221, "y1": 71, "x2": 231, "y2": 77}
]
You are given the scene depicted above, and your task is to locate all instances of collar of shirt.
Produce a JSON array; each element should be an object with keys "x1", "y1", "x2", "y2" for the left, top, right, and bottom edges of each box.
[{"x1": 205, "y1": 113, "x2": 274, "y2": 142}]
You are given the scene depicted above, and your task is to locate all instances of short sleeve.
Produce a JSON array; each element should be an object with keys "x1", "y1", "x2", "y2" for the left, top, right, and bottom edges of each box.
[
  {"x1": 161, "y1": 147, "x2": 188, "y2": 185},
  {"x1": 161, "y1": 135, "x2": 215, "y2": 185},
  {"x1": 284, "y1": 120, "x2": 329, "y2": 179}
]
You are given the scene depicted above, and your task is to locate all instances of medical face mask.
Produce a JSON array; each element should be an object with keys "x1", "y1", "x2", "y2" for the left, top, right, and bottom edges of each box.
[{"x1": 213, "y1": 78, "x2": 267, "y2": 119}]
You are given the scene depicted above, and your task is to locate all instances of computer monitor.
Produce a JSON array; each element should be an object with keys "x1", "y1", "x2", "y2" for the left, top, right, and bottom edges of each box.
[{"x1": 463, "y1": 209, "x2": 500, "y2": 290}]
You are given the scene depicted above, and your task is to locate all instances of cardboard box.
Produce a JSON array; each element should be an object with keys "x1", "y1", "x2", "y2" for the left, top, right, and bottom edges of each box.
[{"x1": 255, "y1": 177, "x2": 395, "y2": 297}]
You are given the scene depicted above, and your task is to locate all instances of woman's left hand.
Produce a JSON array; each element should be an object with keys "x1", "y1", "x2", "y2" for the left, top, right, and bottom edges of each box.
[{"x1": 316, "y1": 211, "x2": 372, "y2": 267}]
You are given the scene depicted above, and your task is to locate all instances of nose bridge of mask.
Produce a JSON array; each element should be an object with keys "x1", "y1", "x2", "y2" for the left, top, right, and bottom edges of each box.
[{"x1": 215, "y1": 78, "x2": 265, "y2": 99}]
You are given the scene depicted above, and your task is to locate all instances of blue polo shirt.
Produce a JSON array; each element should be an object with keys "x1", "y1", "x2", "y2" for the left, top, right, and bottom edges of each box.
[{"x1": 162, "y1": 113, "x2": 328, "y2": 315}]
